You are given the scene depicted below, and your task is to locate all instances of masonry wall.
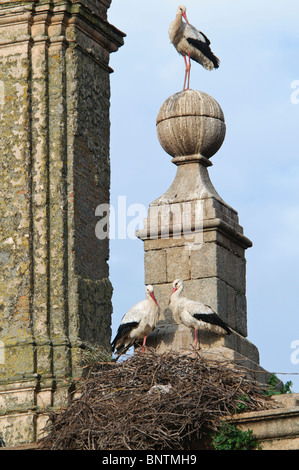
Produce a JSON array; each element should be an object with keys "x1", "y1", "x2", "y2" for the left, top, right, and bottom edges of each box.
[{"x1": 0, "y1": 0, "x2": 124, "y2": 446}]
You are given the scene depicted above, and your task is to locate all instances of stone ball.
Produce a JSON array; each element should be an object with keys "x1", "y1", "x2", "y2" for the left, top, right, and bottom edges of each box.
[{"x1": 156, "y1": 90, "x2": 226, "y2": 160}]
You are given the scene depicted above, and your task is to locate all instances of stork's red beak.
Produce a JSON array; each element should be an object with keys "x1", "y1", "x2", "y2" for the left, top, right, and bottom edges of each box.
[
  {"x1": 182, "y1": 11, "x2": 189, "y2": 24},
  {"x1": 168, "y1": 286, "x2": 177, "y2": 305},
  {"x1": 150, "y1": 291, "x2": 158, "y2": 306}
]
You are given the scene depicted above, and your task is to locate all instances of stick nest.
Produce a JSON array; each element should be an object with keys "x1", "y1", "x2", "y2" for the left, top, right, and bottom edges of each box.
[{"x1": 38, "y1": 350, "x2": 277, "y2": 450}]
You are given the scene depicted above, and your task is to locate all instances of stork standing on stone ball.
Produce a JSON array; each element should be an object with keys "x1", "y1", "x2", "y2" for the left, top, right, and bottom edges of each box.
[
  {"x1": 111, "y1": 285, "x2": 159, "y2": 360},
  {"x1": 169, "y1": 279, "x2": 230, "y2": 356},
  {"x1": 169, "y1": 5, "x2": 220, "y2": 90}
]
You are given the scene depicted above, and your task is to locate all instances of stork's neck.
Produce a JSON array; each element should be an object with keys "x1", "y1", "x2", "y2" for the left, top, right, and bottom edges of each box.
[
  {"x1": 174, "y1": 11, "x2": 183, "y2": 30},
  {"x1": 170, "y1": 286, "x2": 182, "y2": 306},
  {"x1": 170, "y1": 12, "x2": 183, "y2": 38},
  {"x1": 169, "y1": 288, "x2": 182, "y2": 324}
]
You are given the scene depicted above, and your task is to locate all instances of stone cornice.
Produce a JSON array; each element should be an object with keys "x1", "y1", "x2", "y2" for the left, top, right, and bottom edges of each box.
[
  {"x1": 69, "y1": 2, "x2": 125, "y2": 52},
  {"x1": 136, "y1": 217, "x2": 253, "y2": 249},
  {"x1": 0, "y1": 1, "x2": 125, "y2": 55}
]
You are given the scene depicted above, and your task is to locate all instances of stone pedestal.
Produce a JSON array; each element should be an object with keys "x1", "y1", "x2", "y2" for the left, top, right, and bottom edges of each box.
[
  {"x1": 0, "y1": 0, "x2": 124, "y2": 446},
  {"x1": 137, "y1": 90, "x2": 267, "y2": 380}
]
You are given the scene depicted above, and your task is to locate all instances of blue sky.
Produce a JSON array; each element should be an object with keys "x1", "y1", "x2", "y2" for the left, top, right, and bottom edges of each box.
[{"x1": 107, "y1": 0, "x2": 299, "y2": 391}]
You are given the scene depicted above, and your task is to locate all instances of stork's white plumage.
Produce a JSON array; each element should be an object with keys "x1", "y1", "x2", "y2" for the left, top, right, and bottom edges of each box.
[
  {"x1": 169, "y1": 5, "x2": 219, "y2": 90},
  {"x1": 169, "y1": 279, "x2": 230, "y2": 354},
  {"x1": 111, "y1": 285, "x2": 159, "y2": 359}
]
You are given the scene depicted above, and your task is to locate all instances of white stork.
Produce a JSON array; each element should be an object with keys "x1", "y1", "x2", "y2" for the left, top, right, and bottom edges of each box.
[
  {"x1": 169, "y1": 279, "x2": 230, "y2": 354},
  {"x1": 111, "y1": 285, "x2": 159, "y2": 359},
  {"x1": 169, "y1": 5, "x2": 220, "y2": 90}
]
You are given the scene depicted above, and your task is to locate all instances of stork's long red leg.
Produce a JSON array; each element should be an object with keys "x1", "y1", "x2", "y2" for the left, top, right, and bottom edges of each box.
[
  {"x1": 183, "y1": 55, "x2": 188, "y2": 90},
  {"x1": 194, "y1": 329, "x2": 198, "y2": 357},
  {"x1": 183, "y1": 54, "x2": 191, "y2": 91},
  {"x1": 194, "y1": 329, "x2": 200, "y2": 357},
  {"x1": 142, "y1": 335, "x2": 147, "y2": 353},
  {"x1": 187, "y1": 52, "x2": 191, "y2": 90}
]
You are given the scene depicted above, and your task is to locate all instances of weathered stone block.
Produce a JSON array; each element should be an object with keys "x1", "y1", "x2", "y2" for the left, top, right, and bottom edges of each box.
[
  {"x1": 0, "y1": 342, "x2": 36, "y2": 381},
  {"x1": 166, "y1": 246, "x2": 191, "y2": 282},
  {"x1": 190, "y1": 242, "x2": 217, "y2": 279},
  {"x1": 191, "y1": 242, "x2": 246, "y2": 293},
  {"x1": 144, "y1": 250, "x2": 167, "y2": 285},
  {"x1": 0, "y1": 412, "x2": 36, "y2": 448}
]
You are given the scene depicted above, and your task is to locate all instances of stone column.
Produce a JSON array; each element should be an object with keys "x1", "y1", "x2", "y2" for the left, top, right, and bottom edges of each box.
[
  {"x1": 137, "y1": 90, "x2": 264, "y2": 374},
  {"x1": 0, "y1": 0, "x2": 124, "y2": 446}
]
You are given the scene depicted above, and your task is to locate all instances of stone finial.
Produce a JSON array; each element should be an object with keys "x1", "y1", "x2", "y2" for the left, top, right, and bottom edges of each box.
[{"x1": 156, "y1": 90, "x2": 226, "y2": 167}]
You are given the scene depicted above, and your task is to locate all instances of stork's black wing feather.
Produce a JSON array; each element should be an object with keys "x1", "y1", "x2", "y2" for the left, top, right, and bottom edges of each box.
[
  {"x1": 187, "y1": 37, "x2": 220, "y2": 69},
  {"x1": 111, "y1": 321, "x2": 139, "y2": 352},
  {"x1": 198, "y1": 30, "x2": 211, "y2": 46},
  {"x1": 193, "y1": 313, "x2": 231, "y2": 334}
]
